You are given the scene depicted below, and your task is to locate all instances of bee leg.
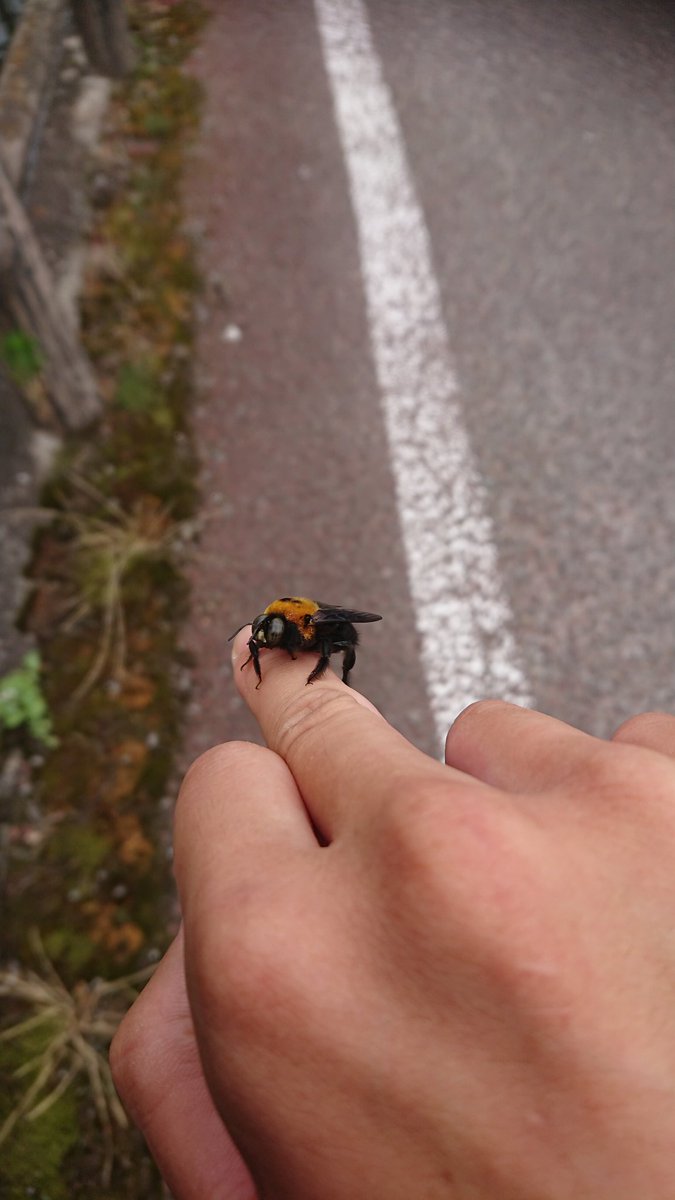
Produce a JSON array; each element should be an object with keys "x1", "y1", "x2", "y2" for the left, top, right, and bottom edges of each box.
[
  {"x1": 305, "y1": 645, "x2": 331, "y2": 685},
  {"x1": 241, "y1": 637, "x2": 263, "y2": 688},
  {"x1": 341, "y1": 645, "x2": 356, "y2": 686}
]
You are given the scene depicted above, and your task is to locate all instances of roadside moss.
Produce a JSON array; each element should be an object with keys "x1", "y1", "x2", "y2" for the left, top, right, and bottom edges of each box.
[
  {"x1": 2, "y1": 2, "x2": 206, "y2": 1195},
  {"x1": 0, "y1": 1019, "x2": 77, "y2": 1199},
  {"x1": 0, "y1": 1083, "x2": 78, "y2": 1200},
  {"x1": 114, "y1": 359, "x2": 162, "y2": 412},
  {"x1": 47, "y1": 822, "x2": 111, "y2": 876},
  {"x1": 41, "y1": 928, "x2": 99, "y2": 975}
]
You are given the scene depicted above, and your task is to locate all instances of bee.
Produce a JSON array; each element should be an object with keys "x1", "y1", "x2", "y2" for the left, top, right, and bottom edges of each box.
[{"x1": 229, "y1": 597, "x2": 382, "y2": 687}]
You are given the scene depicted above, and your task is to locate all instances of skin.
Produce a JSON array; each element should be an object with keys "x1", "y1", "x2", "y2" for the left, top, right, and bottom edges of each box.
[{"x1": 111, "y1": 631, "x2": 675, "y2": 1200}]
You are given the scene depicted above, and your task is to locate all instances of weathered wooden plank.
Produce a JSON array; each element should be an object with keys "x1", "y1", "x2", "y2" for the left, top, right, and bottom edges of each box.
[
  {"x1": 0, "y1": 0, "x2": 67, "y2": 276},
  {"x1": 71, "y1": 0, "x2": 136, "y2": 79},
  {"x1": 0, "y1": 155, "x2": 101, "y2": 430},
  {"x1": 0, "y1": 0, "x2": 66, "y2": 189}
]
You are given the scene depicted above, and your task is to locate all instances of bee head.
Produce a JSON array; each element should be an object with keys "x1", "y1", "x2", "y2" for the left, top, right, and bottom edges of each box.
[{"x1": 251, "y1": 613, "x2": 286, "y2": 648}]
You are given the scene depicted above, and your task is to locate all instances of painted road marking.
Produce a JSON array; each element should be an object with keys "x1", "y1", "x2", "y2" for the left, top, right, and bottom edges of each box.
[{"x1": 314, "y1": 0, "x2": 532, "y2": 748}]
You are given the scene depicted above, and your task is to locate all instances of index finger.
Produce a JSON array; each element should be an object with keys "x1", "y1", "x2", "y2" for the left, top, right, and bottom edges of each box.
[{"x1": 231, "y1": 628, "x2": 472, "y2": 839}]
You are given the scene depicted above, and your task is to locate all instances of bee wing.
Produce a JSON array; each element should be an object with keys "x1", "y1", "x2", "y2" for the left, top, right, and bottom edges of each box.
[{"x1": 311, "y1": 606, "x2": 382, "y2": 625}]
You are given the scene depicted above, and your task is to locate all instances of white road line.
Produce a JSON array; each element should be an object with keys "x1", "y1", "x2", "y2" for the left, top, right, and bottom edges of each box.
[{"x1": 314, "y1": 0, "x2": 532, "y2": 748}]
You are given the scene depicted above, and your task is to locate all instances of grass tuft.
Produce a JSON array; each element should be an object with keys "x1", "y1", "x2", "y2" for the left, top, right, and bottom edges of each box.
[{"x1": 0, "y1": 932, "x2": 154, "y2": 1186}]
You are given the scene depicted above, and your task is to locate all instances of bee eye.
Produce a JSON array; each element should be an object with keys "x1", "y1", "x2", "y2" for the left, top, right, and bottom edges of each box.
[{"x1": 264, "y1": 616, "x2": 285, "y2": 647}]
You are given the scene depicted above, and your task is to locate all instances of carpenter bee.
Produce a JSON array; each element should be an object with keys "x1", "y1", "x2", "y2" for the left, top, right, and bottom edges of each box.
[{"x1": 229, "y1": 597, "x2": 382, "y2": 687}]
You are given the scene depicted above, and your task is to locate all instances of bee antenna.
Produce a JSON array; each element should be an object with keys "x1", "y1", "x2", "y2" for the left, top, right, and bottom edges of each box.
[{"x1": 227, "y1": 623, "x2": 249, "y2": 642}]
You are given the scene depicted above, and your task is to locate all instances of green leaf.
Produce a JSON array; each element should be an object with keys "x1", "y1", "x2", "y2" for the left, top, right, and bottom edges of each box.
[
  {"x1": 0, "y1": 331, "x2": 43, "y2": 386},
  {"x1": 0, "y1": 652, "x2": 57, "y2": 748}
]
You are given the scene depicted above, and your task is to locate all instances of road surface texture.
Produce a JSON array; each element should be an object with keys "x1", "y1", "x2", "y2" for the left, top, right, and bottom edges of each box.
[{"x1": 184, "y1": 0, "x2": 675, "y2": 763}]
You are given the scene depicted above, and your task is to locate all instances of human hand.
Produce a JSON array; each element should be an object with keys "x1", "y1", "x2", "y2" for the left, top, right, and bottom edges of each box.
[{"x1": 112, "y1": 636, "x2": 675, "y2": 1199}]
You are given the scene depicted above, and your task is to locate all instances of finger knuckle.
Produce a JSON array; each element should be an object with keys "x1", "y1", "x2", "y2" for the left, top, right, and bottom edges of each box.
[
  {"x1": 271, "y1": 687, "x2": 357, "y2": 762},
  {"x1": 109, "y1": 1012, "x2": 143, "y2": 1115},
  {"x1": 612, "y1": 711, "x2": 675, "y2": 745},
  {"x1": 188, "y1": 895, "x2": 293, "y2": 1032},
  {"x1": 377, "y1": 785, "x2": 542, "y2": 962},
  {"x1": 110, "y1": 996, "x2": 192, "y2": 1129},
  {"x1": 176, "y1": 740, "x2": 265, "y2": 834},
  {"x1": 378, "y1": 783, "x2": 481, "y2": 914},
  {"x1": 573, "y1": 741, "x2": 619, "y2": 787},
  {"x1": 379, "y1": 784, "x2": 450, "y2": 880},
  {"x1": 181, "y1": 740, "x2": 261, "y2": 792},
  {"x1": 568, "y1": 740, "x2": 650, "y2": 802},
  {"x1": 446, "y1": 699, "x2": 511, "y2": 752}
]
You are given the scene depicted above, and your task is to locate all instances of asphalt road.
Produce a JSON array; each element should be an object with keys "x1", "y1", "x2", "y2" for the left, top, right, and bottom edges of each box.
[{"x1": 184, "y1": 0, "x2": 675, "y2": 762}]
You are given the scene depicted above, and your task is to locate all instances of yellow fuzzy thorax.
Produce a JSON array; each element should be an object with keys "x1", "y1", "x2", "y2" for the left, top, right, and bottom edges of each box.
[{"x1": 264, "y1": 597, "x2": 319, "y2": 642}]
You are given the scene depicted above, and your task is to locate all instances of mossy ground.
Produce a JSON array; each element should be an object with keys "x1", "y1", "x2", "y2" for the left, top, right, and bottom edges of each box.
[{"x1": 1, "y1": 3, "x2": 206, "y2": 1194}]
